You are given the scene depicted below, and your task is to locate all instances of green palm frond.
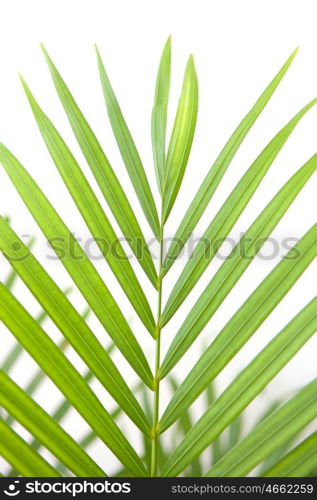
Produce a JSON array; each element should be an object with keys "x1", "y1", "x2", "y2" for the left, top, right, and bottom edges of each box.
[
  {"x1": 264, "y1": 432, "x2": 317, "y2": 477},
  {"x1": 0, "y1": 40, "x2": 316, "y2": 478},
  {"x1": 205, "y1": 379, "x2": 317, "y2": 477}
]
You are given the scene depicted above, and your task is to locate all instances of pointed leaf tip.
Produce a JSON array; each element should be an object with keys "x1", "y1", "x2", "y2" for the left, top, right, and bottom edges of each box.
[{"x1": 165, "y1": 35, "x2": 172, "y2": 50}]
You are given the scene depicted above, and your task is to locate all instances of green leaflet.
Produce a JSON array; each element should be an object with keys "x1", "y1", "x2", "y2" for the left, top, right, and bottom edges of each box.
[
  {"x1": 3, "y1": 268, "x2": 18, "y2": 290},
  {"x1": 256, "y1": 399, "x2": 302, "y2": 475},
  {"x1": 255, "y1": 400, "x2": 282, "y2": 426},
  {"x1": 0, "y1": 371, "x2": 106, "y2": 477},
  {"x1": 0, "y1": 144, "x2": 153, "y2": 387},
  {"x1": 141, "y1": 387, "x2": 155, "y2": 475},
  {"x1": 1, "y1": 313, "x2": 49, "y2": 382},
  {"x1": 0, "y1": 218, "x2": 150, "y2": 433},
  {"x1": 20, "y1": 78, "x2": 155, "y2": 335},
  {"x1": 0, "y1": 419, "x2": 60, "y2": 477},
  {"x1": 95, "y1": 46, "x2": 160, "y2": 237},
  {"x1": 258, "y1": 436, "x2": 301, "y2": 477},
  {"x1": 264, "y1": 432, "x2": 317, "y2": 477},
  {"x1": 1, "y1": 288, "x2": 68, "y2": 381},
  {"x1": 28, "y1": 345, "x2": 121, "y2": 476},
  {"x1": 204, "y1": 379, "x2": 317, "y2": 477},
  {"x1": 205, "y1": 382, "x2": 224, "y2": 467},
  {"x1": 0, "y1": 42, "x2": 316, "y2": 479},
  {"x1": 56, "y1": 400, "x2": 125, "y2": 476},
  {"x1": 163, "y1": 48, "x2": 299, "y2": 273},
  {"x1": 168, "y1": 376, "x2": 202, "y2": 477},
  {"x1": 30, "y1": 367, "x2": 98, "y2": 475},
  {"x1": 40, "y1": 46, "x2": 158, "y2": 285},
  {"x1": 3, "y1": 234, "x2": 34, "y2": 292},
  {"x1": 4, "y1": 336, "x2": 69, "y2": 428},
  {"x1": 0, "y1": 284, "x2": 146, "y2": 477},
  {"x1": 161, "y1": 99, "x2": 317, "y2": 325},
  {"x1": 160, "y1": 154, "x2": 317, "y2": 376},
  {"x1": 140, "y1": 385, "x2": 168, "y2": 475},
  {"x1": 80, "y1": 380, "x2": 141, "y2": 445},
  {"x1": 151, "y1": 36, "x2": 171, "y2": 193},
  {"x1": 1, "y1": 344, "x2": 23, "y2": 374},
  {"x1": 54, "y1": 366, "x2": 142, "y2": 477},
  {"x1": 162, "y1": 55, "x2": 198, "y2": 222},
  {"x1": 227, "y1": 415, "x2": 243, "y2": 451},
  {"x1": 160, "y1": 225, "x2": 317, "y2": 431},
  {"x1": 160, "y1": 298, "x2": 317, "y2": 476}
]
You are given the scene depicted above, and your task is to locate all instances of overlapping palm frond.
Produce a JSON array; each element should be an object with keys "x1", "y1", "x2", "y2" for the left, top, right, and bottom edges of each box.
[{"x1": 0, "y1": 39, "x2": 316, "y2": 477}]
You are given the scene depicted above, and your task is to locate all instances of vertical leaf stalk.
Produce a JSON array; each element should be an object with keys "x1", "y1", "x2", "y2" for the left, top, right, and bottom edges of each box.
[{"x1": 151, "y1": 223, "x2": 164, "y2": 476}]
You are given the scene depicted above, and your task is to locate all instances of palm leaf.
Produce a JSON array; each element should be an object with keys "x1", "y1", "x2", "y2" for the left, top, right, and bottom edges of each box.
[
  {"x1": 0, "y1": 218, "x2": 150, "y2": 432},
  {"x1": 4, "y1": 310, "x2": 89, "y2": 433},
  {"x1": 0, "y1": 419, "x2": 60, "y2": 477},
  {"x1": 151, "y1": 36, "x2": 171, "y2": 193},
  {"x1": 162, "y1": 101, "x2": 317, "y2": 324},
  {"x1": 163, "y1": 48, "x2": 299, "y2": 273},
  {"x1": 56, "y1": 397, "x2": 126, "y2": 476},
  {"x1": 1, "y1": 43, "x2": 315, "y2": 478},
  {"x1": 227, "y1": 416, "x2": 243, "y2": 450},
  {"x1": 160, "y1": 297, "x2": 317, "y2": 475},
  {"x1": 40, "y1": 46, "x2": 158, "y2": 285},
  {"x1": 160, "y1": 226, "x2": 317, "y2": 431},
  {"x1": 1, "y1": 289, "x2": 68, "y2": 380},
  {"x1": 0, "y1": 419, "x2": 59, "y2": 477},
  {"x1": 162, "y1": 55, "x2": 198, "y2": 222},
  {"x1": 160, "y1": 154, "x2": 317, "y2": 375},
  {"x1": 204, "y1": 379, "x2": 317, "y2": 477},
  {"x1": 4, "y1": 336, "x2": 69, "y2": 428},
  {"x1": 55, "y1": 381, "x2": 138, "y2": 477},
  {"x1": 95, "y1": 45, "x2": 160, "y2": 236},
  {"x1": 1, "y1": 237, "x2": 37, "y2": 375},
  {"x1": 264, "y1": 432, "x2": 317, "y2": 477},
  {"x1": 20, "y1": 78, "x2": 155, "y2": 334},
  {"x1": 0, "y1": 371, "x2": 106, "y2": 477},
  {"x1": 0, "y1": 145, "x2": 153, "y2": 387},
  {"x1": 258, "y1": 436, "x2": 300, "y2": 477},
  {"x1": 0, "y1": 284, "x2": 146, "y2": 477},
  {"x1": 4, "y1": 237, "x2": 35, "y2": 289},
  {"x1": 205, "y1": 382, "x2": 224, "y2": 467},
  {"x1": 27, "y1": 360, "x2": 112, "y2": 478},
  {"x1": 168, "y1": 375, "x2": 202, "y2": 477}
]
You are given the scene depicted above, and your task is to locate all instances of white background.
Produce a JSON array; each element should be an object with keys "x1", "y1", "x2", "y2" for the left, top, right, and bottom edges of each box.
[{"x1": 0, "y1": 0, "x2": 316, "y2": 475}]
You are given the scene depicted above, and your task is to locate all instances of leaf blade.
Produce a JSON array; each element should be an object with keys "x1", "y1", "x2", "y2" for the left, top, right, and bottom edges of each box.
[
  {"x1": 95, "y1": 46, "x2": 160, "y2": 236},
  {"x1": 0, "y1": 144, "x2": 153, "y2": 387},
  {"x1": 160, "y1": 225, "x2": 317, "y2": 431},
  {"x1": 162, "y1": 99, "x2": 317, "y2": 324},
  {"x1": 41, "y1": 45, "x2": 158, "y2": 286},
  {"x1": 0, "y1": 284, "x2": 146, "y2": 476},
  {"x1": 264, "y1": 432, "x2": 317, "y2": 477},
  {"x1": 0, "y1": 419, "x2": 60, "y2": 477},
  {"x1": 163, "y1": 48, "x2": 299, "y2": 272},
  {"x1": 151, "y1": 36, "x2": 171, "y2": 193},
  {"x1": 20, "y1": 77, "x2": 155, "y2": 335},
  {"x1": 162, "y1": 55, "x2": 198, "y2": 222},
  {"x1": 0, "y1": 218, "x2": 150, "y2": 433},
  {"x1": 160, "y1": 154, "x2": 317, "y2": 376},
  {"x1": 204, "y1": 379, "x2": 317, "y2": 477}
]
